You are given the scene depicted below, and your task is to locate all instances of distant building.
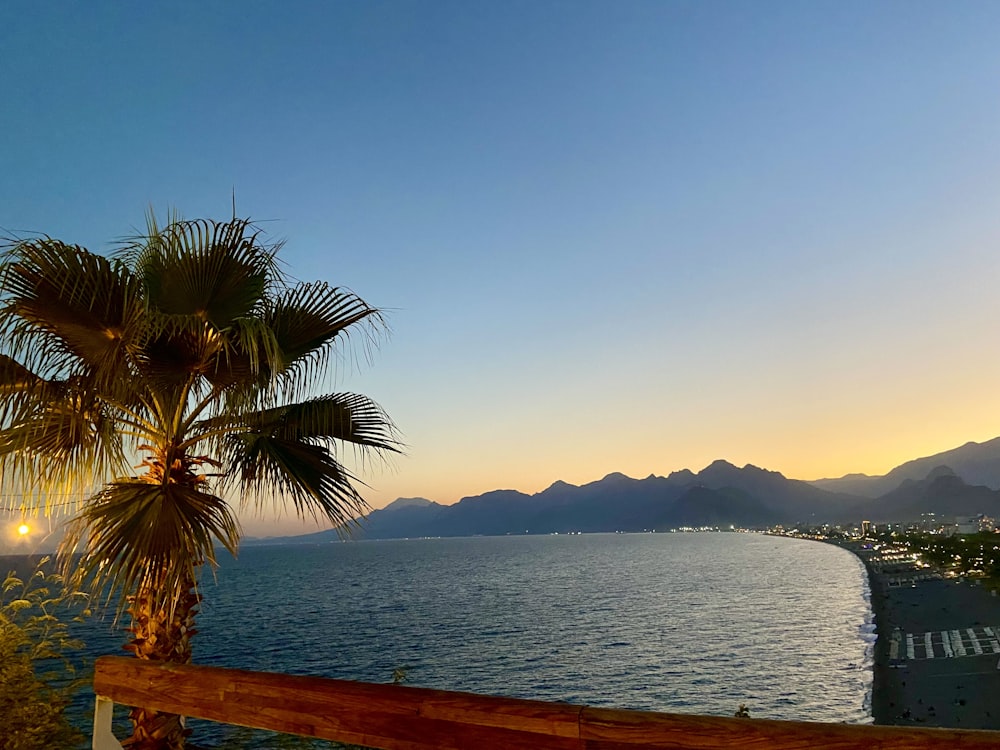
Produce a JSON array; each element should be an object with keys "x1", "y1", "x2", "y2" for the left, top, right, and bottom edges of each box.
[
  {"x1": 955, "y1": 515, "x2": 987, "y2": 534},
  {"x1": 861, "y1": 520, "x2": 872, "y2": 538}
]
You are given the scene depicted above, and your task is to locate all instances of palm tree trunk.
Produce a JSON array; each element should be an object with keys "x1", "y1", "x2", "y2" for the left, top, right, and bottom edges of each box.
[{"x1": 123, "y1": 574, "x2": 201, "y2": 750}]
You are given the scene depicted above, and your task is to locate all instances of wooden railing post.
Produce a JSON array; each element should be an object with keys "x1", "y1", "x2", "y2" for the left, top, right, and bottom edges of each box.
[{"x1": 92, "y1": 695, "x2": 124, "y2": 750}]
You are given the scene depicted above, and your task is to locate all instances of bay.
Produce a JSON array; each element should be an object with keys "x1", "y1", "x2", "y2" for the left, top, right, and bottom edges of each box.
[{"x1": 79, "y1": 531, "x2": 874, "y2": 746}]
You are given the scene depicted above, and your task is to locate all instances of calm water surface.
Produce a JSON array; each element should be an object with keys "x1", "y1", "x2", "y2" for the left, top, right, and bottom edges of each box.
[{"x1": 81, "y1": 532, "x2": 874, "y2": 745}]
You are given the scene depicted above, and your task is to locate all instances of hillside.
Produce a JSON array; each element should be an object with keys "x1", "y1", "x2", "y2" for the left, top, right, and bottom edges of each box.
[
  {"x1": 252, "y1": 462, "x2": 861, "y2": 543},
  {"x1": 860, "y1": 466, "x2": 1000, "y2": 522},
  {"x1": 244, "y1": 435, "x2": 1000, "y2": 544},
  {"x1": 810, "y1": 437, "x2": 1000, "y2": 497}
]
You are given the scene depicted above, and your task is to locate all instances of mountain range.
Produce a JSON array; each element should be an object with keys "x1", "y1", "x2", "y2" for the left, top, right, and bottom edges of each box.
[
  {"x1": 811, "y1": 436, "x2": 1000, "y2": 498},
  {"x1": 253, "y1": 437, "x2": 1000, "y2": 543}
]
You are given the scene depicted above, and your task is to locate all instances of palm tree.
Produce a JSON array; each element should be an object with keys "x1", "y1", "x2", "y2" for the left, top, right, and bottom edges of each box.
[{"x1": 0, "y1": 214, "x2": 401, "y2": 749}]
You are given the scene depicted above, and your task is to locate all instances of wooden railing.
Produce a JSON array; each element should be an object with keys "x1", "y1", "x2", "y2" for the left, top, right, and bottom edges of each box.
[{"x1": 93, "y1": 656, "x2": 999, "y2": 749}]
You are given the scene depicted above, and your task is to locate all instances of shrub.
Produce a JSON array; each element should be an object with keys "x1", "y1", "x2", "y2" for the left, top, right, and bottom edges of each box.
[{"x1": 0, "y1": 559, "x2": 87, "y2": 750}]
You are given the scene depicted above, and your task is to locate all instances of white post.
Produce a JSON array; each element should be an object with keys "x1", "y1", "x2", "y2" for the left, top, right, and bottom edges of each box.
[{"x1": 92, "y1": 695, "x2": 125, "y2": 750}]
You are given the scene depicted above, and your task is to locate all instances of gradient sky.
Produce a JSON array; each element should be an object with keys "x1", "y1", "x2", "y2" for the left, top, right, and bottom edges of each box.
[{"x1": 3, "y1": 1, "x2": 1000, "y2": 538}]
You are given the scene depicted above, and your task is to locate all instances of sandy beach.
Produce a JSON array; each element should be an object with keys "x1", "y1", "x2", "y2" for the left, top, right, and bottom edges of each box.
[{"x1": 856, "y1": 545, "x2": 1000, "y2": 730}]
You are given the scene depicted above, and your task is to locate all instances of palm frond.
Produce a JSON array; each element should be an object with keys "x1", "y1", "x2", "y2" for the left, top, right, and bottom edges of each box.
[
  {"x1": 226, "y1": 432, "x2": 370, "y2": 527},
  {"x1": 0, "y1": 353, "x2": 43, "y2": 393},
  {"x1": 268, "y1": 282, "x2": 385, "y2": 373},
  {"x1": 0, "y1": 239, "x2": 142, "y2": 392},
  {"x1": 123, "y1": 217, "x2": 282, "y2": 328},
  {"x1": 198, "y1": 393, "x2": 401, "y2": 453},
  {"x1": 131, "y1": 314, "x2": 226, "y2": 392},
  {"x1": 60, "y1": 481, "x2": 240, "y2": 617},
  {"x1": 203, "y1": 316, "x2": 282, "y2": 395},
  {"x1": 276, "y1": 393, "x2": 401, "y2": 449},
  {"x1": 0, "y1": 354, "x2": 46, "y2": 427},
  {"x1": 0, "y1": 382, "x2": 128, "y2": 506},
  {"x1": 207, "y1": 394, "x2": 401, "y2": 526},
  {"x1": 201, "y1": 283, "x2": 384, "y2": 402}
]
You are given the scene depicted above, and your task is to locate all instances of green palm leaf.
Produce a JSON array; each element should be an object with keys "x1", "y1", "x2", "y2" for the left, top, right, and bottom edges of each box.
[
  {"x1": 0, "y1": 378, "x2": 128, "y2": 505},
  {"x1": 253, "y1": 393, "x2": 398, "y2": 445},
  {"x1": 61, "y1": 481, "x2": 239, "y2": 616},
  {"x1": 268, "y1": 282, "x2": 384, "y2": 373},
  {"x1": 201, "y1": 282, "x2": 383, "y2": 399},
  {"x1": 208, "y1": 394, "x2": 400, "y2": 524},
  {"x1": 0, "y1": 353, "x2": 43, "y2": 392},
  {"x1": 123, "y1": 217, "x2": 279, "y2": 327},
  {"x1": 230, "y1": 433, "x2": 370, "y2": 526},
  {"x1": 0, "y1": 239, "x2": 142, "y2": 391},
  {"x1": 0, "y1": 355, "x2": 46, "y2": 429}
]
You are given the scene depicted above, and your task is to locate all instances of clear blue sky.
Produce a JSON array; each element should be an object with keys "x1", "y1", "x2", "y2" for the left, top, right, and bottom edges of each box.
[{"x1": 4, "y1": 1, "x2": 1000, "y2": 538}]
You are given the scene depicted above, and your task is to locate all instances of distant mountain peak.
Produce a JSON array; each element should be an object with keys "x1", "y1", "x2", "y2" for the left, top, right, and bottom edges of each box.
[
  {"x1": 667, "y1": 468, "x2": 697, "y2": 483},
  {"x1": 542, "y1": 479, "x2": 577, "y2": 493},
  {"x1": 696, "y1": 460, "x2": 746, "y2": 482},
  {"x1": 600, "y1": 471, "x2": 633, "y2": 482},
  {"x1": 704, "y1": 459, "x2": 737, "y2": 471},
  {"x1": 736, "y1": 462, "x2": 783, "y2": 477},
  {"x1": 381, "y1": 497, "x2": 437, "y2": 511}
]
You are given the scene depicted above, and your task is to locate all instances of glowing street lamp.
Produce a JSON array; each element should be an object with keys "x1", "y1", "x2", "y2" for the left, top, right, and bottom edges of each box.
[{"x1": 17, "y1": 523, "x2": 29, "y2": 536}]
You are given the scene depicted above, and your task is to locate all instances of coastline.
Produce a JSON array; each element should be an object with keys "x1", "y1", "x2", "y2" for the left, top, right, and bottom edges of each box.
[{"x1": 843, "y1": 541, "x2": 1000, "y2": 730}]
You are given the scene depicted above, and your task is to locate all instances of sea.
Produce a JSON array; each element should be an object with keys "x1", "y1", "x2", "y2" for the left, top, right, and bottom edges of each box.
[{"x1": 74, "y1": 531, "x2": 875, "y2": 747}]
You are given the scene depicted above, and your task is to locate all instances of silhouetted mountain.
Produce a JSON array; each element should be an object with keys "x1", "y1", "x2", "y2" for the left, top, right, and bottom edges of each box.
[
  {"x1": 251, "y1": 435, "x2": 1000, "y2": 544},
  {"x1": 382, "y1": 497, "x2": 437, "y2": 510},
  {"x1": 670, "y1": 486, "x2": 781, "y2": 528},
  {"x1": 429, "y1": 489, "x2": 539, "y2": 536},
  {"x1": 666, "y1": 468, "x2": 697, "y2": 484},
  {"x1": 811, "y1": 437, "x2": 1000, "y2": 497},
  {"x1": 807, "y1": 473, "x2": 881, "y2": 497},
  {"x1": 357, "y1": 497, "x2": 448, "y2": 539},
  {"x1": 692, "y1": 460, "x2": 859, "y2": 519},
  {"x1": 278, "y1": 462, "x2": 862, "y2": 541},
  {"x1": 528, "y1": 472, "x2": 683, "y2": 533},
  {"x1": 862, "y1": 466, "x2": 1000, "y2": 521}
]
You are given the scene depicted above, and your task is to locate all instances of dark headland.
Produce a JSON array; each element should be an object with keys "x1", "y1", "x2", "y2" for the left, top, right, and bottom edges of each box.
[{"x1": 846, "y1": 541, "x2": 1000, "y2": 730}]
